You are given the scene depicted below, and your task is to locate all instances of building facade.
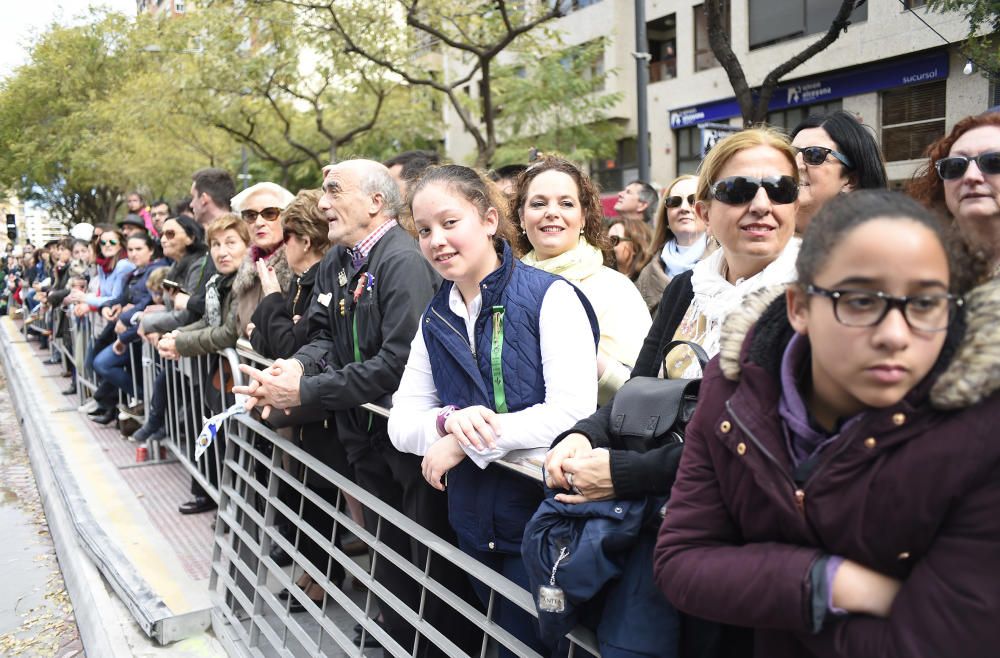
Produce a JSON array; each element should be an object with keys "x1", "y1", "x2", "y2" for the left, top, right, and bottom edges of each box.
[
  {"x1": 136, "y1": 0, "x2": 188, "y2": 17},
  {"x1": 443, "y1": 1, "x2": 994, "y2": 193}
]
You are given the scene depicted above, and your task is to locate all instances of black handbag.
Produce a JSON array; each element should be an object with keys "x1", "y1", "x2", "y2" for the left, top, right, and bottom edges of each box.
[{"x1": 609, "y1": 340, "x2": 709, "y2": 453}]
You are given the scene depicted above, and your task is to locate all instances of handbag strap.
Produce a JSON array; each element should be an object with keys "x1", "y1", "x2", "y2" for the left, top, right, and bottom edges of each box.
[{"x1": 661, "y1": 339, "x2": 710, "y2": 374}]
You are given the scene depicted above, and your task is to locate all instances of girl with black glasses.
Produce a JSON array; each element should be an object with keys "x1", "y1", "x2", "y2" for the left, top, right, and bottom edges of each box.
[{"x1": 655, "y1": 189, "x2": 1000, "y2": 658}]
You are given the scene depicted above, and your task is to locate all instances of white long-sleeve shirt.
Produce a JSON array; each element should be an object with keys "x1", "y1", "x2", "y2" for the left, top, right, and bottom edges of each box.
[{"x1": 388, "y1": 280, "x2": 598, "y2": 468}]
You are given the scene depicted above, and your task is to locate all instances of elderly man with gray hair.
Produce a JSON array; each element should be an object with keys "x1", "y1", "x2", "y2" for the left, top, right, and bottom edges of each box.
[{"x1": 236, "y1": 160, "x2": 478, "y2": 655}]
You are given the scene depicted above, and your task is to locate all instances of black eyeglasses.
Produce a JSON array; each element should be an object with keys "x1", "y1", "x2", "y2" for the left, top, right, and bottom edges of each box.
[
  {"x1": 608, "y1": 235, "x2": 632, "y2": 247},
  {"x1": 807, "y1": 285, "x2": 962, "y2": 332},
  {"x1": 934, "y1": 151, "x2": 1000, "y2": 180},
  {"x1": 241, "y1": 207, "x2": 282, "y2": 222},
  {"x1": 795, "y1": 146, "x2": 854, "y2": 169},
  {"x1": 665, "y1": 194, "x2": 696, "y2": 208},
  {"x1": 710, "y1": 175, "x2": 799, "y2": 205}
]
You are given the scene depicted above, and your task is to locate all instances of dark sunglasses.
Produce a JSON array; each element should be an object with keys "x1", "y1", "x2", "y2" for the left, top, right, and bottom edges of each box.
[
  {"x1": 710, "y1": 175, "x2": 799, "y2": 205},
  {"x1": 161, "y1": 230, "x2": 177, "y2": 240},
  {"x1": 100, "y1": 238, "x2": 119, "y2": 246},
  {"x1": 665, "y1": 194, "x2": 696, "y2": 208},
  {"x1": 795, "y1": 145, "x2": 854, "y2": 168},
  {"x1": 241, "y1": 207, "x2": 282, "y2": 222},
  {"x1": 934, "y1": 151, "x2": 1000, "y2": 180},
  {"x1": 608, "y1": 235, "x2": 632, "y2": 247}
]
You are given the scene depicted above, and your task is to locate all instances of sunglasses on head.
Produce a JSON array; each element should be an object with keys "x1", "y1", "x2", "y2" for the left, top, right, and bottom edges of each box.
[
  {"x1": 934, "y1": 151, "x2": 1000, "y2": 180},
  {"x1": 710, "y1": 175, "x2": 799, "y2": 205},
  {"x1": 795, "y1": 145, "x2": 854, "y2": 168},
  {"x1": 241, "y1": 207, "x2": 282, "y2": 222},
  {"x1": 100, "y1": 238, "x2": 119, "y2": 246},
  {"x1": 608, "y1": 235, "x2": 632, "y2": 247},
  {"x1": 665, "y1": 194, "x2": 696, "y2": 208}
]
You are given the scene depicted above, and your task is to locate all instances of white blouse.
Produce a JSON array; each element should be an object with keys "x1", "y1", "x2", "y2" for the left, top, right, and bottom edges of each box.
[{"x1": 388, "y1": 280, "x2": 598, "y2": 468}]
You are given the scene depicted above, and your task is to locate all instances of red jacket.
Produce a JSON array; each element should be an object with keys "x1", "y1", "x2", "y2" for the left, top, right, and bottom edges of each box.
[{"x1": 654, "y1": 282, "x2": 1000, "y2": 658}]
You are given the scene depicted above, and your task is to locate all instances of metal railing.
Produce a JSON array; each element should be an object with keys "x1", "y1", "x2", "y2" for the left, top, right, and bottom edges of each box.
[{"x1": 55, "y1": 323, "x2": 600, "y2": 657}]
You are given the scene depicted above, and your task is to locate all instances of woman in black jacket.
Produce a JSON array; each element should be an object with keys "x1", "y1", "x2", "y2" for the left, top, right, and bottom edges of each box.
[
  {"x1": 132, "y1": 216, "x2": 210, "y2": 442},
  {"x1": 247, "y1": 189, "x2": 347, "y2": 610}
]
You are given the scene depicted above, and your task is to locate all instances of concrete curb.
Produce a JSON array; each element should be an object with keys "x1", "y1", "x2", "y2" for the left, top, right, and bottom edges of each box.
[{"x1": 0, "y1": 328, "x2": 134, "y2": 657}]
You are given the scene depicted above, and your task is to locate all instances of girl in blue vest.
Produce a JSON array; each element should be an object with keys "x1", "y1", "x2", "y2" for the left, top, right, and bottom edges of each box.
[{"x1": 389, "y1": 164, "x2": 599, "y2": 656}]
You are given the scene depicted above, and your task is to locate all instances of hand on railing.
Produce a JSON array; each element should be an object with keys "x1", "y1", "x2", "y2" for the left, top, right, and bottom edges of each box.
[
  {"x1": 543, "y1": 434, "x2": 614, "y2": 504},
  {"x1": 421, "y1": 435, "x2": 466, "y2": 491},
  {"x1": 234, "y1": 358, "x2": 304, "y2": 419},
  {"x1": 157, "y1": 332, "x2": 180, "y2": 360},
  {"x1": 102, "y1": 304, "x2": 122, "y2": 322},
  {"x1": 72, "y1": 303, "x2": 89, "y2": 318}
]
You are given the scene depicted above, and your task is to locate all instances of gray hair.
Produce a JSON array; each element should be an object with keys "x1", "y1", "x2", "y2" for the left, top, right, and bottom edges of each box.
[
  {"x1": 628, "y1": 179, "x2": 659, "y2": 224},
  {"x1": 324, "y1": 160, "x2": 401, "y2": 220}
]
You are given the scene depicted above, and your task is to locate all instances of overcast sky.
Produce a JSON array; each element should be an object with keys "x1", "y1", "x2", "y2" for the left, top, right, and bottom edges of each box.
[{"x1": 1, "y1": 1, "x2": 136, "y2": 78}]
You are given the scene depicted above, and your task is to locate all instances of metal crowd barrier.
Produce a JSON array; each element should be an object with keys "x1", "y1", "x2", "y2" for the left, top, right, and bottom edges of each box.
[
  {"x1": 56, "y1": 320, "x2": 600, "y2": 657},
  {"x1": 160, "y1": 348, "x2": 243, "y2": 503},
  {"x1": 199, "y1": 341, "x2": 599, "y2": 657}
]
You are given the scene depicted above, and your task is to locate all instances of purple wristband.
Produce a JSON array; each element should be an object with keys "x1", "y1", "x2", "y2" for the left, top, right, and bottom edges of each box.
[{"x1": 436, "y1": 405, "x2": 458, "y2": 437}]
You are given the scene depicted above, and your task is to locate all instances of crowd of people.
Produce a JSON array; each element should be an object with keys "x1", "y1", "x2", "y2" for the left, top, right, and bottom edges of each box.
[{"x1": 4, "y1": 108, "x2": 1000, "y2": 657}]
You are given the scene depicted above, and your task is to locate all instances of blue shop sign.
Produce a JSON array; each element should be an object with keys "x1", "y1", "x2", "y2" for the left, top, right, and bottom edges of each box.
[{"x1": 670, "y1": 51, "x2": 950, "y2": 129}]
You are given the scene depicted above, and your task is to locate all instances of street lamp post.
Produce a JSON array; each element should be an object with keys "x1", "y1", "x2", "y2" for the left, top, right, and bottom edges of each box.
[{"x1": 634, "y1": 0, "x2": 651, "y2": 183}]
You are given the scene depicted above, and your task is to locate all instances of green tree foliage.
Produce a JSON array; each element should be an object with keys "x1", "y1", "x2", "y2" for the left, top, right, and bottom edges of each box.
[
  {"x1": 0, "y1": 11, "x2": 236, "y2": 224},
  {"x1": 926, "y1": 0, "x2": 1000, "y2": 79},
  {"x1": 280, "y1": 0, "x2": 618, "y2": 167},
  {"x1": 492, "y1": 37, "x2": 623, "y2": 166},
  {"x1": 159, "y1": 1, "x2": 441, "y2": 190}
]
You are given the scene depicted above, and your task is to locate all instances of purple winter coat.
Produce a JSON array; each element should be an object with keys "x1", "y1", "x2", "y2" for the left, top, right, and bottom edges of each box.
[{"x1": 654, "y1": 282, "x2": 1000, "y2": 658}]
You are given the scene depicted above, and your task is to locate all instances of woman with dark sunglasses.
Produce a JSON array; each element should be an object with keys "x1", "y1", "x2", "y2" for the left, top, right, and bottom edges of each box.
[
  {"x1": 791, "y1": 111, "x2": 888, "y2": 233},
  {"x1": 636, "y1": 175, "x2": 710, "y2": 311},
  {"x1": 608, "y1": 217, "x2": 654, "y2": 282},
  {"x1": 655, "y1": 190, "x2": 1000, "y2": 658},
  {"x1": 546, "y1": 127, "x2": 802, "y2": 656},
  {"x1": 76, "y1": 228, "x2": 135, "y2": 317},
  {"x1": 909, "y1": 112, "x2": 1000, "y2": 279},
  {"x1": 229, "y1": 182, "x2": 296, "y2": 338}
]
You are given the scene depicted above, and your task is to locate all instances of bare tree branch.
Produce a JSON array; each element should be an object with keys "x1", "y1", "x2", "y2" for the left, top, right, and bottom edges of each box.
[{"x1": 707, "y1": 0, "x2": 858, "y2": 125}]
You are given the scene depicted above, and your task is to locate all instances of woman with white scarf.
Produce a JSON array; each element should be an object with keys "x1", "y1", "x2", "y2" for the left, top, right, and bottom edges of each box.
[
  {"x1": 545, "y1": 127, "x2": 801, "y2": 508},
  {"x1": 515, "y1": 156, "x2": 652, "y2": 405},
  {"x1": 636, "y1": 175, "x2": 711, "y2": 313}
]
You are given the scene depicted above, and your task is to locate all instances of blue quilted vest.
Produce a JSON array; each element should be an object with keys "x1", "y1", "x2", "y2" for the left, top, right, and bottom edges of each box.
[{"x1": 422, "y1": 240, "x2": 599, "y2": 553}]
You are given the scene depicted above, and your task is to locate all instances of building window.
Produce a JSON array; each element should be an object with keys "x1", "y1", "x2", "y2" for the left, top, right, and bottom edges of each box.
[
  {"x1": 766, "y1": 99, "x2": 843, "y2": 131},
  {"x1": 749, "y1": 0, "x2": 868, "y2": 50},
  {"x1": 676, "y1": 126, "x2": 702, "y2": 175},
  {"x1": 694, "y1": 2, "x2": 729, "y2": 72},
  {"x1": 592, "y1": 137, "x2": 638, "y2": 192},
  {"x1": 647, "y1": 13, "x2": 677, "y2": 83},
  {"x1": 174, "y1": 0, "x2": 185, "y2": 12},
  {"x1": 881, "y1": 80, "x2": 946, "y2": 162},
  {"x1": 550, "y1": 0, "x2": 602, "y2": 13}
]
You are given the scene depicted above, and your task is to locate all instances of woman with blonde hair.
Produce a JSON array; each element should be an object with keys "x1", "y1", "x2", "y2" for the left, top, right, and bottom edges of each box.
[
  {"x1": 636, "y1": 174, "x2": 709, "y2": 311},
  {"x1": 547, "y1": 126, "x2": 801, "y2": 523}
]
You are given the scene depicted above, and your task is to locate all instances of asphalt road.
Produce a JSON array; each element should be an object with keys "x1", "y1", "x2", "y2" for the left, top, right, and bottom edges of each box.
[{"x1": 0, "y1": 369, "x2": 83, "y2": 657}]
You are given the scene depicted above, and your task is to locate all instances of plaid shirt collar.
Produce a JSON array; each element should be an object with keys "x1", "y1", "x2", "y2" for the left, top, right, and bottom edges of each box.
[{"x1": 348, "y1": 219, "x2": 397, "y2": 268}]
